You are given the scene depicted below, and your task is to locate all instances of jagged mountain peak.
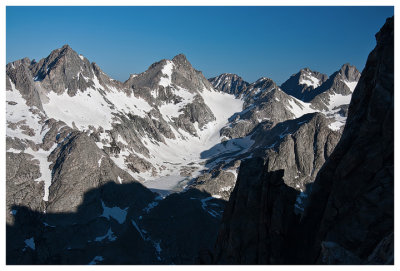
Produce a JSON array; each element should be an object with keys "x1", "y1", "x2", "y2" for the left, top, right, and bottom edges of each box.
[
  {"x1": 48, "y1": 44, "x2": 80, "y2": 61},
  {"x1": 26, "y1": 44, "x2": 95, "y2": 94},
  {"x1": 172, "y1": 53, "x2": 188, "y2": 64},
  {"x1": 125, "y1": 53, "x2": 213, "y2": 98}
]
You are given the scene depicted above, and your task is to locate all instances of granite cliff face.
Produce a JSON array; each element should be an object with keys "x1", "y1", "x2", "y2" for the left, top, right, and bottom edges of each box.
[{"x1": 212, "y1": 16, "x2": 393, "y2": 265}]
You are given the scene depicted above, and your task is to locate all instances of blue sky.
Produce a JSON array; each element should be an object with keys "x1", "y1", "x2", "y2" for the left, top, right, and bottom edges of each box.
[{"x1": 6, "y1": 6, "x2": 393, "y2": 84}]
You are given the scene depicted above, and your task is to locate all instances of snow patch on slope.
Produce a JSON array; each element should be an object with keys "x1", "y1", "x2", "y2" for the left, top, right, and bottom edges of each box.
[
  {"x1": 100, "y1": 200, "x2": 128, "y2": 224},
  {"x1": 287, "y1": 97, "x2": 316, "y2": 118},
  {"x1": 326, "y1": 93, "x2": 352, "y2": 111},
  {"x1": 343, "y1": 80, "x2": 358, "y2": 92},
  {"x1": 328, "y1": 113, "x2": 347, "y2": 131},
  {"x1": 43, "y1": 75, "x2": 152, "y2": 130},
  {"x1": 159, "y1": 86, "x2": 195, "y2": 120},
  {"x1": 159, "y1": 60, "x2": 174, "y2": 87},
  {"x1": 43, "y1": 87, "x2": 115, "y2": 130},
  {"x1": 6, "y1": 80, "x2": 46, "y2": 143},
  {"x1": 283, "y1": 83, "x2": 354, "y2": 131},
  {"x1": 299, "y1": 74, "x2": 320, "y2": 88},
  {"x1": 25, "y1": 145, "x2": 57, "y2": 201},
  {"x1": 10, "y1": 143, "x2": 57, "y2": 201}
]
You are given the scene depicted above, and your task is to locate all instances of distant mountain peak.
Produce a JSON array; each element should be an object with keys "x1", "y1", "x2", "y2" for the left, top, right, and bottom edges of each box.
[{"x1": 280, "y1": 67, "x2": 329, "y2": 101}]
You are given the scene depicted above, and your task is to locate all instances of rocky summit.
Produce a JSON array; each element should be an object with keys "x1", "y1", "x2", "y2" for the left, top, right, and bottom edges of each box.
[{"x1": 6, "y1": 17, "x2": 393, "y2": 265}]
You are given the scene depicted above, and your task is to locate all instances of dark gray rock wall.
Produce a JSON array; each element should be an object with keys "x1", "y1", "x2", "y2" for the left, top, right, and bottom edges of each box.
[
  {"x1": 213, "y1": 160, "x2": 298, "y2": 264},
  {"x1": 298, "y1": 16, "x2": 394, "y2": 264}
]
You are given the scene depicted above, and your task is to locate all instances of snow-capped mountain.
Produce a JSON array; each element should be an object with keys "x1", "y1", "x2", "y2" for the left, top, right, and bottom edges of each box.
[{"x1": 6, "y1": 44, "x2": 360, "y2": 264}]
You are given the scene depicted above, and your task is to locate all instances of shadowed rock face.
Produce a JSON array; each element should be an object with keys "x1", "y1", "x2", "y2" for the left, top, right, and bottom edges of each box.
[
  {"x1": 212, "y1": 16, "x2": 393, "y2": 265},
  {"x1": 298, "y1": 16, "x2": 394, "y2": 264},
  {"x1": 7, "y1": 181, "x2": 227, "y2": 265},
  {"x1": 213, "y1": 160, "x2": 298, "y2": 264}
]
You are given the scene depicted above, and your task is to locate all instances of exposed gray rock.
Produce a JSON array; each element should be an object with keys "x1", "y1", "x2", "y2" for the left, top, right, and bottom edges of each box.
[
  {"x1": 208, "y1": 73, "x2": 249, "y2": 97},
  {"x1": 6, "y1": 152, "x2": 45, "y2": 224},
  {"x1": 190, "y1": 112, "x2": 341, "y2": 203},
  {"x1": 47, "y1": 131, "x2": 140, "y2": 215},
  {"x1": 6, "y1": 60, "x2": 44, "y2": 110},
  {"x1": 219, "y1": 78, "x2": 308, "y2": 138},
  {"x1": 253, "y1": 112, "x2": 342, "y2": 191},
  {"x1": 189, "y1": 170, "x2": 237, "y2": 200}
]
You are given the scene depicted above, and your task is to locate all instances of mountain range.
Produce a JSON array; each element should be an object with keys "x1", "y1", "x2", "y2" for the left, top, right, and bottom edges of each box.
[{"x1": 6, "y1": 16, "x2": 393, "y2": 265}]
